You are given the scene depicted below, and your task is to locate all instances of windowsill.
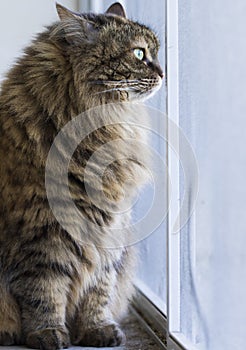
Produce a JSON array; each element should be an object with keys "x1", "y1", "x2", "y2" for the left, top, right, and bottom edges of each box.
[{"x1": 0, "y1": 310, "x2": 164, "y2": 350}]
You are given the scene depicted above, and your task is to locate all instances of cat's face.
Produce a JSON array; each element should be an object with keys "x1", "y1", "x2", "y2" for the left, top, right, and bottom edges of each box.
[{"x1": 55, "y1": 3, "x2": 163, "y2": 102}]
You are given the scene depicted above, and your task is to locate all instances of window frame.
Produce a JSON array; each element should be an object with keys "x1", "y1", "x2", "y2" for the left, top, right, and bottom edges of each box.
[{"x1": 166, "y1": 0, "x2": 201, "y2": 349}]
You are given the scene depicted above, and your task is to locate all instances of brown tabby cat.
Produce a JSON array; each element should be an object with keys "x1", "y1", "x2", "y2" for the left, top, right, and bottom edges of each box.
[{"x1": 0, "y1": 2, "x2": 163, "y2": 349}]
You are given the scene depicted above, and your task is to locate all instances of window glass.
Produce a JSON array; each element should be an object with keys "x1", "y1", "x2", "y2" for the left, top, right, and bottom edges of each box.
[
  {"x1": 126, "y1": 0, "x2": 166, "y2": 311},
  {"x1": 169, "y1": 0, "x2": 246, "y2": 348},
  {"x1": 92, "y1": 0, "x2": 167, "y2": 310}
]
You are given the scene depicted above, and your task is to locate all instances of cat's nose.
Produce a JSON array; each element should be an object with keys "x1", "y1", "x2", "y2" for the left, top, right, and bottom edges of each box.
[
  {"x1": 155, "y1": 64, "x2": 164, "y2": 79},
  {"x1": 159, "y1": 71, "x2": 164, "y2": 79},
  {"x1": 150, "y1": 60, "x2": 164, "y2": 79}
]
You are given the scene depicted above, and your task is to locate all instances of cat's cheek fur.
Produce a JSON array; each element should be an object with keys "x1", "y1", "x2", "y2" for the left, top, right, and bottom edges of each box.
[{"x1": 140, "y1": 77, "x2": 162, "y2": 102}]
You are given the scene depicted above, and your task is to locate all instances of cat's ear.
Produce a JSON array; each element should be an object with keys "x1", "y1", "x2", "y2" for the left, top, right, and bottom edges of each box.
[
  {"x1": 54, "y1": 3, "x2": 97, "y2": 45},
  {"x1": 105, "y1": 2, "x2": 127, "y2": 18},
  {"x1": 56, "y1": 3, "x2": 81, "y2": 21}
]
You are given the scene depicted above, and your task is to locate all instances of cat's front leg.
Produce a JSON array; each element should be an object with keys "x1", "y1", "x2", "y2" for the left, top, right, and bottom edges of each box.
[
  {"x1": 0, "y1": 278, "x2": 21, "y2": 345},
  {"x1": 71, "y1": 269, "x2": 126, "y2": 347},
  {"x1": 11, "y1": 274, "x2": 70, "y2": 350}
]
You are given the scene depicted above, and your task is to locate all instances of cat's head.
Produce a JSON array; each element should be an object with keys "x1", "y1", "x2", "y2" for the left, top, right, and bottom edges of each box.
[{"x1": 54, "y1": 2, "x2": 163, "y2": 102}]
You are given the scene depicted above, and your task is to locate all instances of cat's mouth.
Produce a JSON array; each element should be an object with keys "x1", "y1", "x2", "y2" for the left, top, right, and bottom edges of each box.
[
  {"x1": 133, "y1": 76, "x2": 163, "y2": 101},
  {"x1": 91, "y1": 77, "x2": 162, "y2": 101}
]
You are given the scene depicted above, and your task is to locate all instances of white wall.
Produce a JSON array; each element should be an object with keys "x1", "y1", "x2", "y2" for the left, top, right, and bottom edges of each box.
[{"x1": 0, "y1": 0, "x2": 77, "y2": 81}]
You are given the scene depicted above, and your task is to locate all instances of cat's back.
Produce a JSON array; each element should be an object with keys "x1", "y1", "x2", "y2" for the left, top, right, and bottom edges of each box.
[{"x1": 0, "y1": 78, "x2": 50, "y2": 244}]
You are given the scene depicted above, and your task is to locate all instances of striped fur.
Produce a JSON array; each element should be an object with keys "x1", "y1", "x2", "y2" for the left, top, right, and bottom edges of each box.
[{"x1": 0, "y1": 3, "x2": 163, "y2": 349}]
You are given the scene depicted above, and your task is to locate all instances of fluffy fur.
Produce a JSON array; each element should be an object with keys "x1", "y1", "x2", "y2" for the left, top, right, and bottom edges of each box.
[{"x1": 0, "y1": 3, "x2": 163, "y2": 349}]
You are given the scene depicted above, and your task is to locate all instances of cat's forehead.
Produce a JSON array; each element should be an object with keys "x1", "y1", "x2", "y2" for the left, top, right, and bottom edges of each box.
[
  {"x1": 133, "y1": 25, "x2": 160, "y2": 52},
  {"x1": 129, "y1": 22, "x2": 160, "y2": 50},
  {"x1": 89, "y1": 13, "x2": 160, "y2": 51}
]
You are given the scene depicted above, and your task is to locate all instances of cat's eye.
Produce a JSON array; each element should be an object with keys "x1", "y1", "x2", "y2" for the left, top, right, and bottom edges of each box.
[{"x1": 133, "y1": 48, "x2": 145, "y2": 61}]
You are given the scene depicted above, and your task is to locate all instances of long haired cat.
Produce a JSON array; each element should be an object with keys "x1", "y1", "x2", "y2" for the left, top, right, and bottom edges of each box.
[{"x1": 0, "y1": 3, "x2": 163, "y2": 349}]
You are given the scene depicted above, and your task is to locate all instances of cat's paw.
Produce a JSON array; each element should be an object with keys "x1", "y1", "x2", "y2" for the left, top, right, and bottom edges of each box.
[
  {"x1": 0, "y1": 331, "x2": 20, "y2": 346},
  {"x1": 26, "y1": 327, "x2": 70, "y2": 350},
  {"x1": 79, "y1": 323, "x2": 126, "y2": 347},
  {"x1": 0, "y1": 311, "x2": 21, "y2": 345}
]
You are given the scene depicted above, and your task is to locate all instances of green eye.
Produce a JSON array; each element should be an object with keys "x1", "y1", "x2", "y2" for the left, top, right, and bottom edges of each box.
[{"x1": 133, "y1": 48, "x2": 145, "y2": 60}]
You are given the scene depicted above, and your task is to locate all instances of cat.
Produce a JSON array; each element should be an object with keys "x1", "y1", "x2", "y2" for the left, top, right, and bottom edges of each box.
[{"x1": 0, "y1": 2, "x2": 163, "y2": 349}]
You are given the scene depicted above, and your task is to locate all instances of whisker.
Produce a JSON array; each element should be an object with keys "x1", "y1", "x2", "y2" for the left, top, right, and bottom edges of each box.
[
  {"x1": 105, "y1": 82, "x2": 141, "y2": 88},
  {"x1": 89, "y1": 77, "x2": 160, "y2": 98},
  {"x1": 90, "y1": 79, "x2": 141, "y2": 86},
  {"x1": 141, "y1": 78, "x2": 158, "y2": 81},
  {"x1": 90, "y1": 78, "x2": 158, "y2": 83},
  {"x1": 94, "y1": 86, "x2": 140, "y2": 96}
]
